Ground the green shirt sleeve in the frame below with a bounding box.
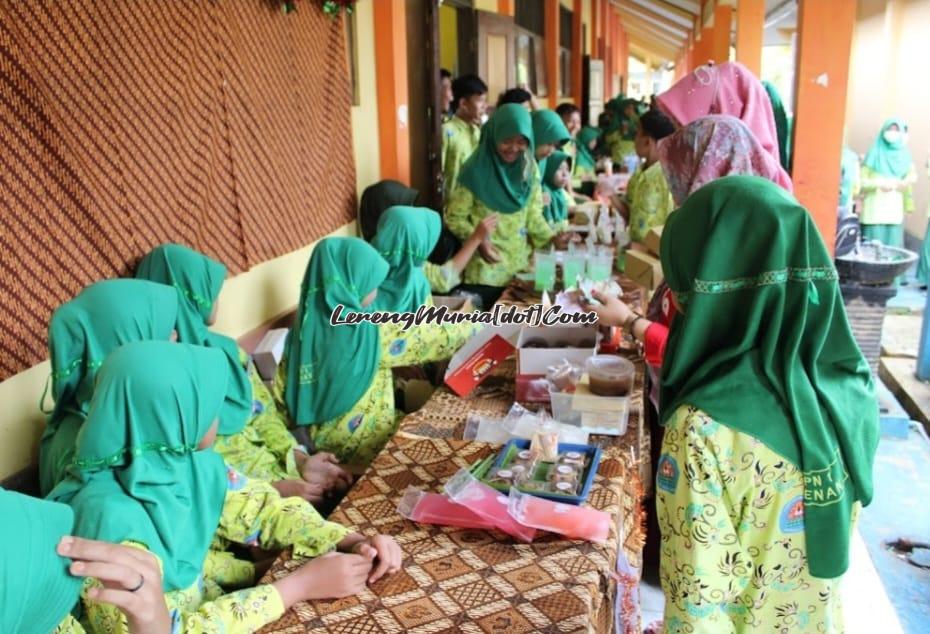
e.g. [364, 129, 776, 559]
[424, 261, 461, 294]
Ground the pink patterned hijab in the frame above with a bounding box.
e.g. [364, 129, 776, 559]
[658, 115, 793, 206]
[656, 61, 782, 166]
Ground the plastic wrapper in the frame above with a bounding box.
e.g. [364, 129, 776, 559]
[506, 488, 610, 543]
[443, 469, 537, 542]
[463, 413, 512, 443]
[546, 359, 583, 393]
[462, 405, 590, 445]
[530, 430, 559, 462]
[397, 487, 495, 530]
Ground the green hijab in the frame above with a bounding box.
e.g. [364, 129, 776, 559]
[542, 150, 571, 225]
[659, 175, 878, 579]
[762, 81, 792, 172]
[371, 206, 441, 313]
[284, 238, 390, 425]
[136, 244, 251, 435]
[41, 279, 179, 495]
[575, 126, 599, 171]
[531, 109, 570, 149]
[863, 117, 913, 180]
[358, 180, 420, 242]
[49, 341, 230, 592]
[458, 103, 536, 214]
[0, 488, 83, 633]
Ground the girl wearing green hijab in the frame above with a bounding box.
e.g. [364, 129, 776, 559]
[40, 279, 179, 495]
[646, 176, 876, 630]
[52, 341, 402, 632]
[275, 237, 478, 467]
[572, 126, 600, 187]
[531, 108, 570, 166]
[859, 118, 916, 257]
[762, 80, 792, 172]
[446, 104, 576, 304]
[371, 206, 442, 312]
[0, 488, 172, 633]
[541, 151, 573, 232]
[136, 244, 351, 506]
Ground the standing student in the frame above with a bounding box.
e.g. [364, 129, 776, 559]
[620, 109, 676, 244]
[51, 342, 402, 633]
[541, 150, 573, 232]
[859, 118, 916, 255]
[445, 104, 577, 305]
[555, 103, 582, 170]
[40, 279, 178, 496]
[439, 68, 453, 121]
[531, 108, 571, 165]
[442, 74, 488, 197]
[137, 244, 350, 504]
[276, 238, 479, 468]
[572, 126, 600, 187]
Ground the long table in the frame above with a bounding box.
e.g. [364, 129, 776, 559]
[260, 279, 650, 634]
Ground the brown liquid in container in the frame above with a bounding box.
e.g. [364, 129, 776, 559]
[586, 355, 635, 396]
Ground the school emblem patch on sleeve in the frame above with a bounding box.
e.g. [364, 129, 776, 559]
[656, 454, 679, 493]
[779, 495, 805, 533]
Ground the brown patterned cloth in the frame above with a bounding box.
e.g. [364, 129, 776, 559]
[0, 3, 356, 380]
[260, 433, 643, 634]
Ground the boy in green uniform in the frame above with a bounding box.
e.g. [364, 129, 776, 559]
[441, 74, 487, 199]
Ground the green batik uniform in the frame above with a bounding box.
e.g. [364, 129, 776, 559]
[605, 130, 636, 164]
[371, 206, 441, 313]
[424, 261, 462, 294]
[657, 176, 878, 631]
[541, 150, 572, 232]
[212, 348, 302, 482]
[626, 161, 674, 243]
[276, 318, 479, 467]
[40, 279, 178, 495]
[858, 118, 916, 255]
[441, 115, 481, 196]
[445, 104, 554, 287]
[82, 467, 348, 633]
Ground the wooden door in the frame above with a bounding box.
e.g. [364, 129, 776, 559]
[477, 12, 515, 106]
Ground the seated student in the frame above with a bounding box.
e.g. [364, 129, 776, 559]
[275, 237, 479, 468]
[372, 205, 498, 303]
[445, 104, 578, 307]
[39, 279, 178, 496]
[2, 488, 176, 633]
[439, 68, 453, 121]
[50, 342, 402, 633]
[572, 126, 600, 189]
[541, 151, 573, 233]
[442, 74, 488, 197]
[620, 109, 676, 244]
[555, 103, 581, 167]
[136, 244, 350, 504]
[604, 97, 639, 164]
[359, 180, 419, 242]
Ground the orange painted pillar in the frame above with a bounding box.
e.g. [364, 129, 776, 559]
[545, 0, 560, 107]
[603, 3, 612, 100]
[572, 0, 583, 103]
[373, 0, 409, 183]
[498, 0, 514, 16]
[711, 4, 731, 63]
[735, 0, 764, 76]
[792, 0, 857, 253]
[591, 0, 600, 60]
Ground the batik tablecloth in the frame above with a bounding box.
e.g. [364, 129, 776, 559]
[260, 433, 643, 634]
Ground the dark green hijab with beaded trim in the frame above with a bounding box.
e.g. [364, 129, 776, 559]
[48, 342, 230, 592]
[136, 243, 251, 435]
[659, 175, 878, 579]
[371, 206, 441, 313]
[284, 238, 390, 425]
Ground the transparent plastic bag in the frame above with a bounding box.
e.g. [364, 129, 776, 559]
[443, 469, 537, 542]
[397, 486, 495, 530]
[507, 488, 610, 543]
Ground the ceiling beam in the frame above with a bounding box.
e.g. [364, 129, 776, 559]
[655, 0, 700, 16]
[614, 2, 689, 39]
[623, 0, 695, 28]
[619, 15, 685, 48]
[625, 30, 680, 58]
[627, 36, 678, 63]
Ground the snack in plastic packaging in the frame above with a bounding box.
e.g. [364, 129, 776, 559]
[531, 430, 560, 462]
[444, 469, 537, 542]
[546, 359, 583, 393]
[559, 451, 587, 469]
[507, 488, 610, 543]
[396, 487, 496, 530]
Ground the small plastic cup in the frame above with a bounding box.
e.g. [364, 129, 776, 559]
[587, 251, 612, 282]
[586, 355, 635, 396]
[535, 251, 556, 291]
[563, 253, 587, 288]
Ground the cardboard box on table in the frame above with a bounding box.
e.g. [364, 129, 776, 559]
[445, 325, 520, 398]
[515, 325, 599, 402]
[644, 225, 663, 257]
[624, 249, 664, 291]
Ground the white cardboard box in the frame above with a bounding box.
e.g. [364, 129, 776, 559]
[253, 328, 289, 381]
[516, 325, 599, 375]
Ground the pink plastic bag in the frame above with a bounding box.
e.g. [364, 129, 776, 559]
[443, 469, 537, 542]
[396, 487, 496, 530]
[506, 488, 610, 543]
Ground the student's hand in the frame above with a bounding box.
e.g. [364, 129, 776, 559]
[277, 552, 374, 603]
[478, 240, 502, 263]
[552, 232, 582, 250]
[473, 214, 499, 241]
[582, 291, 634, 327]
[272, 478, 327, 505]
[58, 536, 170, 634]
[298, 451, 353, 496]
[351, 535, 402, 583]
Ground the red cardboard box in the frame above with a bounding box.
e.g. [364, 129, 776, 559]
[445, 331, 517, 398]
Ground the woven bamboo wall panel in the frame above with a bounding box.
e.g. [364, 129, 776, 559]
[0, 1, 357, 380]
